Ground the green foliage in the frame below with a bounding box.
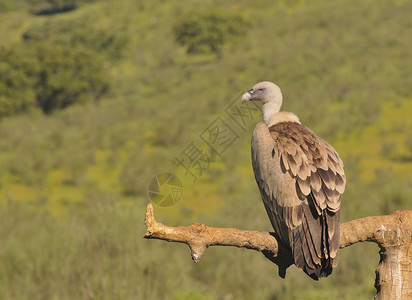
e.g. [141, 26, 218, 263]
[0, 42, 109, 116]
[34, 43, 109, 113]
[0, 5, 128, 118]
[405, 133, 412, 157]
[0, 196, 145, 299]
[0, 0, 14, 11]
[0, 47, 38, 117]
[120, 147, 175, 197]
[0, 0, 97, 12]
[0, 0, 412, 299]
[22, 18, 128, 59]
[173, 11, 250, 55]
[29, 0, 78, 16]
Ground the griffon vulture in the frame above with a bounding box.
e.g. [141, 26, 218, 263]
[242, 81, 345, 280]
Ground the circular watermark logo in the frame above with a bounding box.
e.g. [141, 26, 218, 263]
[147, 173, 183, 207]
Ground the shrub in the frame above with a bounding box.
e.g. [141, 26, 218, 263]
[26, 0, 94, 15]
[173, 11, 250, 55]
[0, 42, 109, 117]
[34, 43, 109, 113]
[0, 46, 40, 117]
[23, 18, 128, 59]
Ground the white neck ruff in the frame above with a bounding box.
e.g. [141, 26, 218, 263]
[265, 111, 301, 127]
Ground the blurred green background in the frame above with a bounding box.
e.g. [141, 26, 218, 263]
[1, 0, 412, 299]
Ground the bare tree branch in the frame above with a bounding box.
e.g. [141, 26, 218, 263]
[143, 203, 412, 299]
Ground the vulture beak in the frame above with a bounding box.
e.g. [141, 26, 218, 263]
[241, 89, 254, 103]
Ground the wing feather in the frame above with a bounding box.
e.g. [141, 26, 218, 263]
[304, 200, 322, 261]
[287, 153, 299, 176]
[251, 121, 345, 279]
[327, 210, 340, 262]
[318, 168, 336, 190]
[297, 176, 311, 196]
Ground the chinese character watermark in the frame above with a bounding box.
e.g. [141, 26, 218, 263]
[200, 117, 239, 155]
[147, 91, 261, 206]
[175, 141, 214, 182]
[147, 173, 183, 207]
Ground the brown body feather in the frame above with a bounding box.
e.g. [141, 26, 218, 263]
[252, 121, 345, 280]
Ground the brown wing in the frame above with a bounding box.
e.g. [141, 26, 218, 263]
[251, 121, 345, 280]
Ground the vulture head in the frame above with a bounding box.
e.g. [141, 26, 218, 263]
[241, 81, 283, 106]
[242, 81, 287, 126]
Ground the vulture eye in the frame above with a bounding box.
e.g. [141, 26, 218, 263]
[256, 88, 265, 94]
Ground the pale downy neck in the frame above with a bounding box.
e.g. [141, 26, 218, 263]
[262, 102, 301, 127]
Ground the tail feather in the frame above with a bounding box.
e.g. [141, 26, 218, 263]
[291, 203, 339, 280]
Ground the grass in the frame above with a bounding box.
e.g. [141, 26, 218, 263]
[0, 0, 412, 299]
[335, 99, 412, 183]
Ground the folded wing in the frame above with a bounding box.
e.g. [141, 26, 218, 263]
[251, 121, 345, 279]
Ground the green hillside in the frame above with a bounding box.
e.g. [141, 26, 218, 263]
[1, 0, 412, 299]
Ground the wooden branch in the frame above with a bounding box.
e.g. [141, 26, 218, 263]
[143, 203, 412, 299]
[144, 202, 279, 261]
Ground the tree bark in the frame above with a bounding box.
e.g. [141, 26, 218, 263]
[143, 203, 412, 299]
